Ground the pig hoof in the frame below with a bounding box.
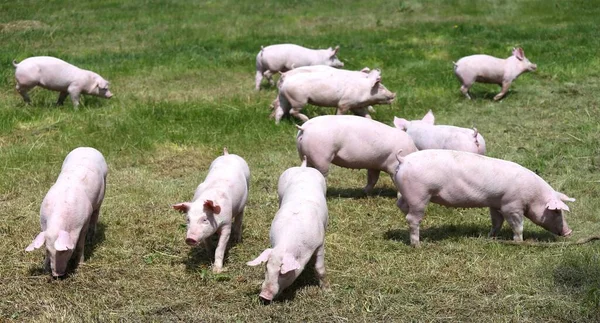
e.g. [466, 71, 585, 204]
[259, 296, 272, 305]
[212, 266, 224, 274]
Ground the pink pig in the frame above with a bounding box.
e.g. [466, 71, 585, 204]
[172, 148, 250, 273]
[247, 158, 328, 303]
[454, 47, 537, 100]
[26, 147, 108, 277]
[394, 149, 575, 247]
[13, 56, 113, 108]
[297, 115, 418, 193]
[255, 44, 344, 90]
[393, 110, 486, 154]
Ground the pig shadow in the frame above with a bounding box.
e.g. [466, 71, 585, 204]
[385, 223, 556, 245]
[27, 222, 106, 278]
[184, 235, 238, 272]
[327, 187, 398, 199]
[467, 88, 515, 101]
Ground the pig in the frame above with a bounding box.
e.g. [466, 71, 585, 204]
[393, 110, 486, 154]
[394, 149, 575, 247]
[25, 147, 108, 277]
[255, 44, 344, 90]
[296, 115, 418, 193]
[172, 148, 250, 273]
[453, 47, 537, 100]
[12, 56, 113, 108]
[269, 65, 373, 118]
[275, 69, 395, 124]
[247, 157, 329, 303]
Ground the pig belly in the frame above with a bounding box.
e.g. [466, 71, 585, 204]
[429, 184, 502, 209]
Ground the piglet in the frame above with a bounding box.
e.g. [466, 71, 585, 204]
[454, 47, 537, 100]
[247, 158, 329, 303]
[297, 115, 418, 193]
[26, 147, 108, 277]
[394, 149, 575, 247]
[13, 56, 113, 108]
[393, 110, 486, 154]
[256, 44, 344, 90]
[172, 148, 250, 273]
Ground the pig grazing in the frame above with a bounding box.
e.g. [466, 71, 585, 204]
[454, 47, 537, 100]
[13, 56, 113, 108]
[172, 148, 250, 273]
[393, 110, 486, 154]
[247, 158, 329, 303]
[255, 44, 344, 90]
[394, 149, 575, 247]
[275, 69, 395, 124]
[297, 115, 418, 193]
[25, 147, 108, 277]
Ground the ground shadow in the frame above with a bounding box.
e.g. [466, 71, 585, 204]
[84, 222, 106, 260]
[326, 187, 397, 199]
[466, 88, 516, 101]
[385, 223, 557, 245]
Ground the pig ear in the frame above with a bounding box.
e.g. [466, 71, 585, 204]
[26, 232, 46, 251]
[204, 200, 221, 214]
[280, 254, 301, 274]
[546, 199, 570, 212]
[422, 110, 435, 125]
[368, 69, 382, 88]
[246, 249, 272, 266]
[513, 47, 524, 61]
[172, 202, 192, 213]
[360, 67, 371, 73]
[331, 45, 340, 56]
[557, 192, 576, 203]
[393, 117, 409, 131]
[54, 230, 74, 251]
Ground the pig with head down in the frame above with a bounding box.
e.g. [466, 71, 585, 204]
[454, 47, 537, 100]
[255, 44, 344, 90]
[26, 147, 107, 277]
[172, 148, 250, 273]
[13, 56, 113, 108]
[394, 149, 575, 247]
[297, 115, 417, 193]
[393, 110, 486, 155]
[275, 69, 395, 123]
[247, 158, 329, 303]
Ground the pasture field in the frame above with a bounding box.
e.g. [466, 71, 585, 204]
[1, 0, 599, 321]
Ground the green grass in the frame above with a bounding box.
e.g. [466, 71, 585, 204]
[1, 0, 599, 321]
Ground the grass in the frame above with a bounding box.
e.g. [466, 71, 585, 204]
[1, 0, 599, 321]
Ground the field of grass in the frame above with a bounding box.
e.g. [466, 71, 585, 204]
[1, 0, 599, 321]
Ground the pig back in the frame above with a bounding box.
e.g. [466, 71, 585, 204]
[202, 154, 250, 212]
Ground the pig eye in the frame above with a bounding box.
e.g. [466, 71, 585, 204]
[201, 218, 209, 224]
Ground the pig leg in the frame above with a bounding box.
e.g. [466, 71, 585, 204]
[68, 87, 82, 108]
[460, 84, 472, 99]
[213, 226, 231, 273]
[406, 207, 426, 247]
[488, 208, 504, 238]
[351, 107, 372, 119]
[365, 169, 380, 194]
[86, 209, 100, 245]
[255, 70, 263, 91]
[75, 225, 88, 264]
[396, 196, 409, 214]
[313, 244, 330, 290]
[44, 252, 51, 273]
[501, 209, 524, 242]
[56, 92, 69, 106]
[232, 210, 244, 243]
[493, 81, 511, 101]
[15, 84, 33, 104]
[264, 71, 274, 87]
[306, 155, 331, 177]
[290, 106, 309, 123]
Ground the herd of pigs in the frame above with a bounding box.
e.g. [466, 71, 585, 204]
[17, 44, 576, 303]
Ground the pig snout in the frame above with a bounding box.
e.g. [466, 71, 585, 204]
[259, 291, 274, 304]
[105, 90, 113, 99]
[529, 63, 538, 72]
[185, 237, 199, 246]
[562, 227, 572, 237]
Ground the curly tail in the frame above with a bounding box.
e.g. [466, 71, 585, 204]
[223, 147, 229, 155]
[12, 60, 19, 68]
[396, 149, 404, 164]
[473, 127, 480, 147]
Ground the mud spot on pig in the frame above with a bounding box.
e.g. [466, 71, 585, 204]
[0, 20, 48, 33]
